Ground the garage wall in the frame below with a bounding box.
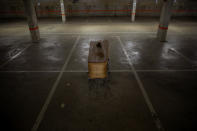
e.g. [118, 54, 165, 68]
[0, 0, 197, 18]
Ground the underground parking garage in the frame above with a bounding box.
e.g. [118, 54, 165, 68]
[0, 0, 197, 131]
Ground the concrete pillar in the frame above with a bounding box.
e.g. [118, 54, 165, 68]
[131, 0, 137, 22]
[60, 0, 66, 23]
[23, 0, 40, 43]
[157, 0, 173, 42]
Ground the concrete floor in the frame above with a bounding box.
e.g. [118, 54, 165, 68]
[0, 16, 197, 131]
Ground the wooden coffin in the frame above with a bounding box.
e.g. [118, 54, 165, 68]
[88, 40, 109, 79]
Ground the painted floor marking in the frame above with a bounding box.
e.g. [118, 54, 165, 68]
[169, 48, 195, 65]
[41, 32, 156, 35]
[31, 36, 80, 131]
[0, 69, 197, 73]
[136, 69, 197, 72]
[117, 36, 165, 131]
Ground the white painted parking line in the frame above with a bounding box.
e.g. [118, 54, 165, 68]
[0, 71, 61, 73]
[1, 69, 197, 73]
[40, 35, 76, 38]
[31, 36, 81, 131]
[168, 48, 195, 65]
[136, 69, 197, 72]
[41, 32, 156, 35]
[110, 70, 132, 72]
[0, 44, 32, 68]
[117, 36, 165, 131]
